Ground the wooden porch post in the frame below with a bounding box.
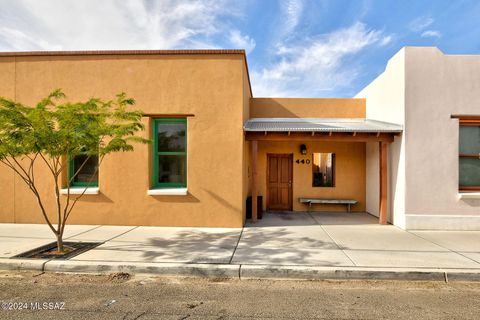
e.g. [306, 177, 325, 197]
[379, 141, 388, 225]
[251, 140, 258, 223]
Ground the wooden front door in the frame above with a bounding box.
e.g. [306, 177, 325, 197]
[267, 154, 293, 211]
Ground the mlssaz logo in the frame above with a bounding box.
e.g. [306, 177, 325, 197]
[30, 302, 66, 310]
[0, 301, 66, 311]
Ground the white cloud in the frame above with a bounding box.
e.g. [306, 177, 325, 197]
[252, 22, 389, 97]
[0, 27, 62, 51]
[0, 0, 254, 51]
[421, 30, 442, 38]
[379, 35, 393, 46]
[409, 16, 434, 32]
[282, 0, 304, 36]
[228, 30, 256, 54]
[408, 16, 441, 39]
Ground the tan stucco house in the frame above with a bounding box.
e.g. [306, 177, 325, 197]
[0, 47, 479, 230]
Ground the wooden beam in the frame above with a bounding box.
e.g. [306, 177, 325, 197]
[251, 140, 258, 223]
[451, 115, 480, 120]
[245, 131, 395, 142]
[144, 113, 195, 118]
[379, 141, 388, 225]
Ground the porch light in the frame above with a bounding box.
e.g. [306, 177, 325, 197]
[300, 144, 307, 155]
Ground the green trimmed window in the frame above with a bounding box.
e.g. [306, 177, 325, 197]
[68, 155, 99, 187]
[152, 118, 187, 188]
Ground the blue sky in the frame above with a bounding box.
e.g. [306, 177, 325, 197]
[0, 0, 479, 97]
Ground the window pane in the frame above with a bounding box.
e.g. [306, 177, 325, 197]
[73, 155, 98, 184]
[459, 157, 480, 187]
[312, 153, 335, 187]
[158, 155, 186, 184]
[157, 123, 186, 152]
[460, 126, 480, 154]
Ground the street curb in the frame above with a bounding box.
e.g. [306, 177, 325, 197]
[240, 265, 445, 281]
[445, 271, 480, 281]
[239, 265, 480, 281]
[1, 259, 480, 281]
[0, 258, 48, 272]
[43, 260, 241, 279]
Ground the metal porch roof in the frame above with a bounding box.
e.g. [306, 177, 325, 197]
[243, 118, 403, 133]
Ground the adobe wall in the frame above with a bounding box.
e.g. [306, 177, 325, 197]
[255, 140, 366, 212]
[355, 48, 406, 228]
[0, 53, 248, 227]
[250, 98, 366, 118]
[403, 47, 480, 229]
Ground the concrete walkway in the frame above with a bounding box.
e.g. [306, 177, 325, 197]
[1, 212, 480, 280]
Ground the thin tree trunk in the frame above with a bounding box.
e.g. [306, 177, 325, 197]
[56, 233, 64, 253]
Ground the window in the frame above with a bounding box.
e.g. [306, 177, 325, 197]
[68, 155, 99, 187]
[459, 120, 480, 191]
[152, 118, 187, 189]
[312, 153, 335, 187]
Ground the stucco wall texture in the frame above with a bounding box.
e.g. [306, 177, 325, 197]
[0, 53, 249, 227]
[0, 57, 15, 224]
[358, 47, 480, 230]
[15, 49, 480, 229]
[0, 51, 370, 227]
[356, 48, 406, 228]
[255, 141, 366, 212]
[404, 48, 480, 227]
[249, 97, 367, 213]
[250, 98, 366, 118]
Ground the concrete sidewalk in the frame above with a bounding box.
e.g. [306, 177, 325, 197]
[1, 212, 480, 280]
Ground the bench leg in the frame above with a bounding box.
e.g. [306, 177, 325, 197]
[347, 204, 351, 213]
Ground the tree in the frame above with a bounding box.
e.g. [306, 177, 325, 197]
[0, 90, 149, 253]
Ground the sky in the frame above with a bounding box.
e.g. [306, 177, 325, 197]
[0, 0, 479, 97]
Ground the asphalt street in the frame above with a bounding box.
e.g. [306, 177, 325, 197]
[1, 271, 480, 319]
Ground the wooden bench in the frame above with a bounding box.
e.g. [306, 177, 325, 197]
[299, 198, 358, 213]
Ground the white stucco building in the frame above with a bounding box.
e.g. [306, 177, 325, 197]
[357, 47, 480, 230]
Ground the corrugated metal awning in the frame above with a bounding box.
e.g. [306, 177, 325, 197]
[243, 118, 403, 133]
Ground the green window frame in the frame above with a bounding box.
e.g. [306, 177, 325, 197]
[152, 118, 187, 189]
[68, 155, 99, 188]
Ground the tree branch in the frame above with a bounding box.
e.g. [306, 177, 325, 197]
[62, 153, 93, 222]
[67, 154, 91, 185]
[39, 152, 56, 177]
[63, 155, 104, 227]
[1, 157, 58, 235]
